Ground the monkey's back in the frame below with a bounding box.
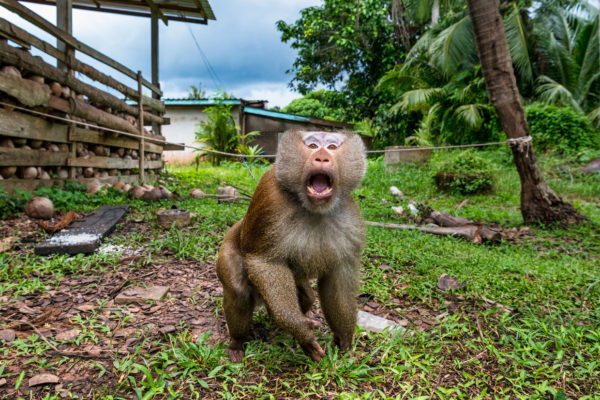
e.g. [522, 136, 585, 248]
[239, 168, 364, 280]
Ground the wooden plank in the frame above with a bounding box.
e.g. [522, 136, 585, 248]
[137, 72, 145, 182]
[56, 0, 72, 72]
[0, 70, 50, 107]
[0, 0, 162, 96]
[145, 160, 163, 169]
[68, 155, 138, 169]
[0, 147, 68, 166]
[0, 18, 165, 113]
[0, 174, 153, 193]
[34, 205, 129, 255]
[163, 142, 185, 151]
[68, 127, 163, 153]
[0, 108, 69, 143]
[0, 42, 165, 125]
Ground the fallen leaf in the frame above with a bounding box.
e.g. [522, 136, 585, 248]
[29, 373, 60, 387]
[0, 329, 16, 342]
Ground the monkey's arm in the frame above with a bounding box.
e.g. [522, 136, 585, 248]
[245, 255, 325, 362]
[318, 261, 359, 350]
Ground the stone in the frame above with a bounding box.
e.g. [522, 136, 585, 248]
[115, 286, 169, 305]
[0, 378, 6, 386]
[0, 329, 16, 342]
[357, 311, 402, 333]
[583, 158, 600, 172]
[28, 373, 60, 387]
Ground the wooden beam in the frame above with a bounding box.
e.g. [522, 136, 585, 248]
[144, 0, 167, 25]
[68, 127, 163, 153]
[0, 17, 165, 113]
[0, 108, 69, 143]
[0, 147, 69, 166]
[0, 69, 51, 107]
[0, 174, 152, 194]
[56, 0, 72, 72]
[0, 42, 165, 124]
[67, 156, 162, 169]
[0, 0, 162, 95]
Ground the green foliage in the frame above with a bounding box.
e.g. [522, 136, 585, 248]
[34, 180, 89, 210]
[194, 102, 239, 166]
[525, 103, 600, 153]
[277, 0, 415, 124]
[0, 188, 30, 219]
[433, 151, 494, 194]
[283, 90, 345, 121]
[186, 83, 206, 99]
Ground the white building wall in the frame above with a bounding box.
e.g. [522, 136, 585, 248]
[161, 106, 240, 164]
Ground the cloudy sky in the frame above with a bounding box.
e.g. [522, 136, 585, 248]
[0, 0, 320, 107]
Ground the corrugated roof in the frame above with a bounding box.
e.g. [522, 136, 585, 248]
[244, 107, 310, 122]
[23, 0, 215, 24]
[163, 99, 241, 106]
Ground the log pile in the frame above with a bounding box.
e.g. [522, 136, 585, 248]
[0, 45, 166, 193]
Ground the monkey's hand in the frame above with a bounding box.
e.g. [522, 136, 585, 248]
[300, 339, 325, 362]
[304, 311, 322, 329]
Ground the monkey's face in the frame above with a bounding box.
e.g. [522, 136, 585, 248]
[275, 130, 366, 214]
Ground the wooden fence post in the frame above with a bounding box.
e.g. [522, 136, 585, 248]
[137, 71, 145, 182]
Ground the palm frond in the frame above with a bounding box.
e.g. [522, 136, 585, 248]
[535, 75, 582, 112]
[429, 15, 475, 76]
[588, 104, 600, 129]
[454, 104, 484, 130]
[395, 88, 445, 113]
[504, 3, 533, 84]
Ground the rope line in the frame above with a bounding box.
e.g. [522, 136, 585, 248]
[0, 101, 531, 160]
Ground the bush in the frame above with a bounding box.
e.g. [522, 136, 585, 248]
[525, 103, 599, 153]
[433, 151, 494, 194]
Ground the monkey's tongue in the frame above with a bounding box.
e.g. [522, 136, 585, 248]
[311, 174, 330, 193]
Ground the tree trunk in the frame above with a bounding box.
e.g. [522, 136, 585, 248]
[465, 0, 585, 225]
[431, 0, 440, 25]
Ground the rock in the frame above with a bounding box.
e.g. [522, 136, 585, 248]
[0, 329, 16, 342]
[0, 378, 6, 386]
[437, 273, 467, 291]
[28, 373, 60, 387]
[389, 186, 404, 197]
[217, 186, 239, 203]
[159, 325, 176, 334]
[115, 286, 169, 304]
[190, 188, 206, 198]
[392, 206, 404, 216]
[357, 311, 402, 333]
[25, 196, 53, 219]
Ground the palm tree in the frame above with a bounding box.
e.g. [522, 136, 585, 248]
[465, 0, 585, 224]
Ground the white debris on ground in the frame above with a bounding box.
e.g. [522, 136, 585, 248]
[389, 186, 404, 198]
[99, 243, 142, 255]
[46, 232, 100, 245]
[357, 310, 405, 333]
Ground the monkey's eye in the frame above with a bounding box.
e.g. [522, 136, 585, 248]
[308, 143, 319, 149]
[327, 144, 337, 150]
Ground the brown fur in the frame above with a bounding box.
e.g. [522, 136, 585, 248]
[216, 130, 366, 363]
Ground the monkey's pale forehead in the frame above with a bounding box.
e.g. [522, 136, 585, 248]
[301, 131, 346, 145]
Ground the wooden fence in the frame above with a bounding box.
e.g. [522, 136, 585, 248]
[0, 0, 168, 193]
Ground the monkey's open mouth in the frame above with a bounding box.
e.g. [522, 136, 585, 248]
[307, 173, 333, 199]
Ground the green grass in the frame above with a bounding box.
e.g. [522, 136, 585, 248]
[1, 149, 599, 399]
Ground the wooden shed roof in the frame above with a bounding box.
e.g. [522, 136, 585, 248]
[22, 0, 215, 24]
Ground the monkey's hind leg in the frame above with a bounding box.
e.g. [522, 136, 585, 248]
[297, 281, 321, 329]
[216, 222, 255, 363]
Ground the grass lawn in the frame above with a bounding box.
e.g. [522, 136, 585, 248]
[0, 147, 599, 399]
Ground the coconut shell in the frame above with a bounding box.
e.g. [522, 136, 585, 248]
[190, 188, 206, 198]
[2, 65, 21, 78]
[86, 178, 102, 194]
[0, 166, 17, 178]
[57, 169, 68, 179]
[39, 171, 51, 180]
[116, 148, 125, 157]
[91, 145, 104, 156]
[0, 138, 14, 148]
[122, 184, 132, 192]
[28, 75, 44, 84]
[29, 140, 43, 149]
[48, 144, 60, 152]
[21, 166, 38, 179]
[13, 138, 27, 146]
[49, 82, 62, 96]
[130, 186, 147, 199]
[83, 167, 94, 178]
[61, 86, 71, 98]
[143, 187, 163, 201]
[25, 196, 53, 219]
[113, 181, 124, 190]
[158, 185, 172, 199]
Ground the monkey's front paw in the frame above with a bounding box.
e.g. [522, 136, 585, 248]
[304, 312, 322, 329]
[300, 339, 325, 362]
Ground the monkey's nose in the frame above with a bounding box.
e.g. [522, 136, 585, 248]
[314, 156, 329, 163]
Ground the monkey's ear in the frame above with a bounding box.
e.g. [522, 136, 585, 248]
[338, 132, 367, 191]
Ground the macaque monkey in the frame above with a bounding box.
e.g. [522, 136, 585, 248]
[216, 130, 366, 363]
